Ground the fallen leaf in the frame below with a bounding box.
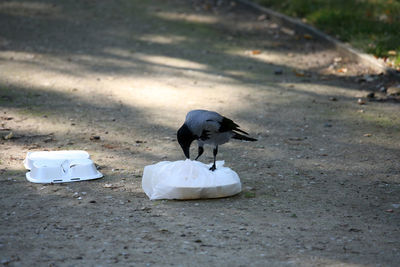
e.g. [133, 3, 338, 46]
[0, 116, 13, 120]
[303, 34, 313, 40]
[388, 50, 397, 56]
[337, 67, 348, 73]
[3, 131, 13, 140]
[102, 144, 116, 149]
[357, 98, 366, 105]
[103, 184, 123, 189]
[363, 133, 372, 137]
[293, 70, 305, 77]
[251, 50, 261, 55]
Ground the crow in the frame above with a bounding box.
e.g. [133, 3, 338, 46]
[177, 109, 257, 171]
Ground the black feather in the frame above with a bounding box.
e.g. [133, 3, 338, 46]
[232, 132, 257, 141]
[199, 129, 210, 141]
[218, 117, 249, 135]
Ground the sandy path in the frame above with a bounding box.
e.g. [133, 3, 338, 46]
[1, 0, 399, 266]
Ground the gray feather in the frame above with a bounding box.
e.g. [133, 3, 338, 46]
[184, 109, 253, 146]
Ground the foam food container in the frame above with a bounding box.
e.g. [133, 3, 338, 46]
[24, 151, 103, 183]
[24, 150, 90, 170]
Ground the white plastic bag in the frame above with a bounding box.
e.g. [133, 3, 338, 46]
[142, 159, 241, 200]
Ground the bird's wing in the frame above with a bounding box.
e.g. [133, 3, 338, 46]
[186, 110, 221, 136]
[186, 110, 248, 137]
[218, 116, 249, 135]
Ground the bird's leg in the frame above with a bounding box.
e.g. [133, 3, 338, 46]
[195, 146, 204, 160]
[209, 145, 218, 171]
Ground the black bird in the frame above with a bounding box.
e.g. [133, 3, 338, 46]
[177, 109, 257, 171]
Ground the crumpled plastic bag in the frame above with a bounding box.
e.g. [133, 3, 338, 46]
[142, 159, 241, 200]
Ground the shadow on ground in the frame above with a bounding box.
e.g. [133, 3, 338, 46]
[0, 0, 399, 266]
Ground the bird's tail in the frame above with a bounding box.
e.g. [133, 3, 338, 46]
[232, 132, 257, 142]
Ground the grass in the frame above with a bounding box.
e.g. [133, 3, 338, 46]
[243, 191, 256, 198]
[255, 0, 400, 68]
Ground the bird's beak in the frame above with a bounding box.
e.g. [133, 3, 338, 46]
[183, 146, 190, 159]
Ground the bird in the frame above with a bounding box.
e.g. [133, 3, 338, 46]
[177, 109, 257, 171]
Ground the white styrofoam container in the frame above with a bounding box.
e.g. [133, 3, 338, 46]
[24, 150, 90, 170]
[24, 151, 103, 183]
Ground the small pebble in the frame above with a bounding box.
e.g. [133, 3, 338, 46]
[366, 92, 375, 98]
[90, 135, 100, 141]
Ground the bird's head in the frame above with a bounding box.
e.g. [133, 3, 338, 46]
[177, 124, 195, 159]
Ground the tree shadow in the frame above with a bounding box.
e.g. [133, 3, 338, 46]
[0, 0, 399, 266]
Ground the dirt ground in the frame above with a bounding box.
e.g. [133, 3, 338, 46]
[1, 0, 399, 266]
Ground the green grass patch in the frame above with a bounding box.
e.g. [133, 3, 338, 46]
[255, 0, 400, 67]
[243, 191, 256, 198]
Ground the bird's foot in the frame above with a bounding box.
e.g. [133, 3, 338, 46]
[209, 164, 216, 171]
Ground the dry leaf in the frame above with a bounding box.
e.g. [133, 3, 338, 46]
[388, 50, 397, 56]
[363, 133, 372, 137]
[251, 50, 261, 55]
[293, 70, 305, 77]
[357, 98, 366, 105]
[0, 116, 13, 120]
[303, 34, 313, 40]
[3, 131, 13, 140]
[102, 144, 116, 149]
[337, 67, 348, 73]
[103, 184, 123, 189]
